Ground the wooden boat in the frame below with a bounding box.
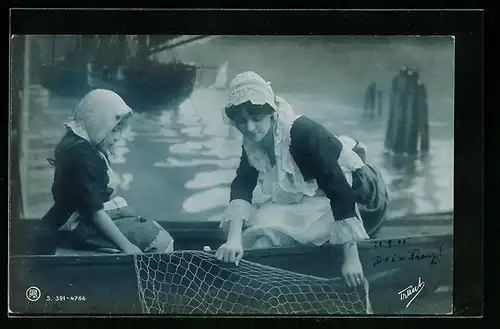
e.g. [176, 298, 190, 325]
[39, 35, 199, 110]
[9, 211, 453, 315]
[87, 57, 197, 111]
[39, 52, 90, 98]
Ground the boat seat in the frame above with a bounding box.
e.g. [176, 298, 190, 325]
[55, 231, 122, 256]
[54, 248, 114, 256]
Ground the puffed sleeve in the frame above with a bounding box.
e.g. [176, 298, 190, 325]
[220, 147, 258, 231]
[290, 117, 369, 244]
[291, 118, 357, 221]
[229, 146, 258, 203]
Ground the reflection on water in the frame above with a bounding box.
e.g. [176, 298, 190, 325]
[380, 153, 448, 217]
[115, 87, 452, 220]
[124, 91, 243, 215]
[108, 36, 453, 223]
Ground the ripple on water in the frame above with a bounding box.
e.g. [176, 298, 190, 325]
[181, 126, 204, 137]
[125, 68, 454, 218]
[148, 137, 185, 144]
[183, 187, 230, 213]
[169, 141, 205, 155]
[109, 145, 130, 165]
[154, 157, 239, 169]
[157, 128, 180, 138]
[185, 169, 236, 190]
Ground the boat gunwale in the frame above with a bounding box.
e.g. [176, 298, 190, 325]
[11, 210, 454, 232]
[9, 233, 453, 266]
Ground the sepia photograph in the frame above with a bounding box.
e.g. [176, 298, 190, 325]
[9, 34, 454, 315]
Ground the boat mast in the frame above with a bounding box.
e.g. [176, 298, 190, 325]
[51, 36, 56, 67]
[135, 35, 150, 63]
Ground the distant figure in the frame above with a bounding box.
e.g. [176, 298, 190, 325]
[215, 72, 389, 288]
[42, 89, 174, 254]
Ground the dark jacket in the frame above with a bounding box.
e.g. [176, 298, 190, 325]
[42, 131, 113, 228]
[230, 116, 366, 222]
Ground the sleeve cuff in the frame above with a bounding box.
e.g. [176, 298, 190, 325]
[219, 199, 252, 231]
[103, 196, 128, 211]
[329, 216, 370, 245]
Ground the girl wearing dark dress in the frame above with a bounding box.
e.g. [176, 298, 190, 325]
[215, 72, 389, 287]
[42, 89, 173, 254]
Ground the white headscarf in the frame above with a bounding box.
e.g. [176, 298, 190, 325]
[225, 71, 319, 200]
[65, 89, 132, 146]
[226, 71, 278, 111]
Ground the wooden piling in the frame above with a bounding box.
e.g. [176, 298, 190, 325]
[364, 82, 376, 118]
[377, 90, 383, 118]
[383, 78, 394, 150]
[417, 81, 430, 153]
[384, 69, 406, 151]
[392, 68, 410, 154]
[370, 82, 376, 119]
[384, 67, 430, 156]
[403, 70, 420, 155]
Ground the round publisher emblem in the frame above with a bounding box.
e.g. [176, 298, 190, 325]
[25, 286, 41, 302]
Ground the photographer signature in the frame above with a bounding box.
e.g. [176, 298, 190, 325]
[398, 277, 425, 308]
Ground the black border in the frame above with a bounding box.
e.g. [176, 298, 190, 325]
[9, 9, 483, 36]
[7, 8, 484, 325]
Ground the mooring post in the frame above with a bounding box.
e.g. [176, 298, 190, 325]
[418, 80, 430, 153]
[384, 68, 406, 151]
[377, 90, 383, 118]
[364, 83, 369, 116]
[364, 81, 376, 118]
[384, 76, 396, 150]
[370, 82, 376, 119]
[391, 67, 410, 154]
[403, 69, 420, 155]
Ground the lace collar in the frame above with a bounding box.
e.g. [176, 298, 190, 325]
[243, 97, 318, 198]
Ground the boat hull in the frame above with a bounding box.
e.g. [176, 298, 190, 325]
[9, 213, 453, 315]
[88, 61, 197, 111]
[40, 60, 197, 111]
[40, 63, 90, 98]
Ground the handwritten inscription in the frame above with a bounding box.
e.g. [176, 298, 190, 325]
[398, 277, 425, 308]
[372, 245, 444, 267]
[372, 237, 411, 249]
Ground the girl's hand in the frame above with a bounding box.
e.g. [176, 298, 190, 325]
[122, 243, 143, 254]
[341, 241, 365, 287]
[215, 238, 244, 265]
[341, 254, 365, 287]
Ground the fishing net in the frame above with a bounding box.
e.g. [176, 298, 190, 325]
[133, 251, 372, 315]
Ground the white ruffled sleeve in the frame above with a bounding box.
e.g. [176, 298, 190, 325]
[329, 216, 370, 245]
[219, 199, 253, 232]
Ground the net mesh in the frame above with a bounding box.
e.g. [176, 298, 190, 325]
[133, 251, 373, 315]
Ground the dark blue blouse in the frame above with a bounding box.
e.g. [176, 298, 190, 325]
[42, 132, 113, 228]
[230, 116, 360, 222]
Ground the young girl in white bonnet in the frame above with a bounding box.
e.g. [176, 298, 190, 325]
[43, 89, 174, 254]
[215, 72, 389, 287]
